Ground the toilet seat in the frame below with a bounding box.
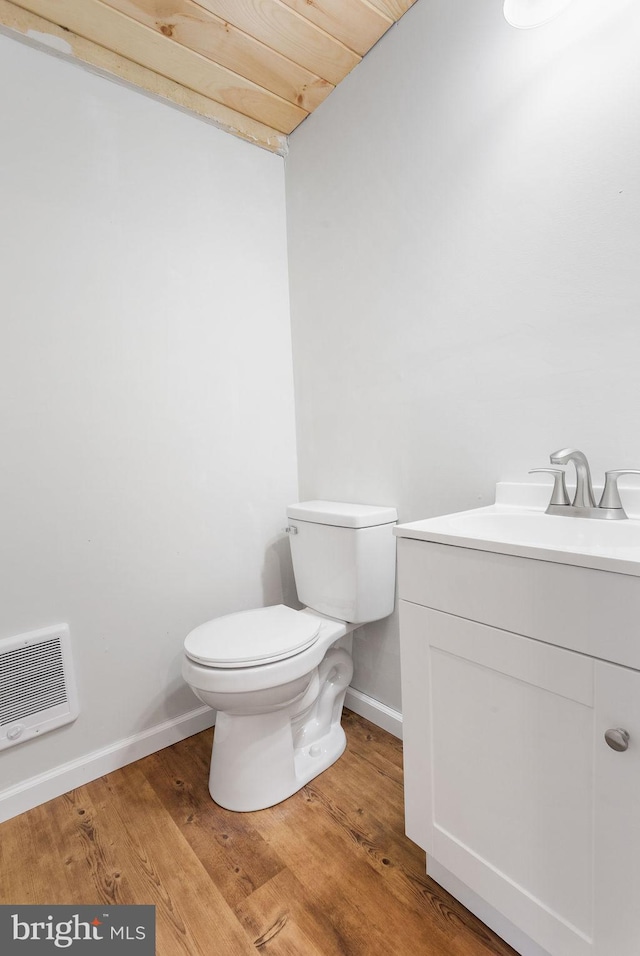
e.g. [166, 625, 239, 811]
[184, 605, 321, 668]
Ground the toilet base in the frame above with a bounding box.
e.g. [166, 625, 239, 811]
[209, 713, 348, 812]
[208, 647, 353, 812]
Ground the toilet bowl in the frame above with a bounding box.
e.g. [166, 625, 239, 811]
[183, 500, 397, 812]
[183, 606, 355, 811]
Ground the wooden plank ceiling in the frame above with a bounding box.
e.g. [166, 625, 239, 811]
[1, 0, 418, 153]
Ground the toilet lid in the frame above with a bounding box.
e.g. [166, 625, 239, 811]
[184, 605, 321, 668]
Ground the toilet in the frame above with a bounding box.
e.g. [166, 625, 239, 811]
[182, 500, 397, 812]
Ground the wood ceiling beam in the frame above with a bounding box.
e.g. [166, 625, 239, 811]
[0, 0, 287, 152]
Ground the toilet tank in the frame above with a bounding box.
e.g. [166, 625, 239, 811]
[286, 501, 397, 624]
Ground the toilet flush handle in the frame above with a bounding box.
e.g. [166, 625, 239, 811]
[283, 526, 298, 535]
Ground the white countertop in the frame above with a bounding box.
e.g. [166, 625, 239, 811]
[394, 482, 640, 577]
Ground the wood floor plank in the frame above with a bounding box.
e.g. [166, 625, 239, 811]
[342, 707, 404, 771]
[0, 711, 517, 956]
[249, 784, 463, 955]
[56, 786, 129, 906]
[235, 868, 342, 956]
[0, 797, 82, 903]
[138, 738, 286, 909]
[87, 766, 257, 955]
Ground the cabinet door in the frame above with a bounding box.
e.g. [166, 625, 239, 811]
[400, 601, 596, 956]
[593, 660, 640, 956]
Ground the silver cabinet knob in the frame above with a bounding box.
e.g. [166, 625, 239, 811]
[605, 728, 630, 752]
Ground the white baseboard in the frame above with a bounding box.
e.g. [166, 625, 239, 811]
[345, 687, 403, 739]
[0, 706, 216, 825]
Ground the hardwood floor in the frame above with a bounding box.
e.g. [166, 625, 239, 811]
[0, 711, 517, 956]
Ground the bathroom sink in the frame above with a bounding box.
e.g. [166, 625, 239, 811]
[394, 496, 640, 576]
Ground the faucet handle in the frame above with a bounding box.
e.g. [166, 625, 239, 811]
[529, 468, 570, 506]
[599, 470, 640, 511]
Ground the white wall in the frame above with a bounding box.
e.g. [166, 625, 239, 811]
[285, 0, 640, 711]
[0, 36, 297, 796]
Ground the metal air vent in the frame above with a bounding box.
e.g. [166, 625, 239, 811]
[0, 624, 79, 750]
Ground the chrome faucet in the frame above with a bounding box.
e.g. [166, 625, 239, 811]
[529, 448, 640, 520]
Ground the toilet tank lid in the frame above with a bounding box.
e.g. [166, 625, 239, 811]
[287, 500, 397, 529]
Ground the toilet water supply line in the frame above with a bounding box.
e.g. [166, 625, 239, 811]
[292, 649, 354, 749]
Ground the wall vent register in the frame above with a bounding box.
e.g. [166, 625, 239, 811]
[0, 624, 79, 750]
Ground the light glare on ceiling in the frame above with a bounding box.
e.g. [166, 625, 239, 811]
[503, 0, 575, 28]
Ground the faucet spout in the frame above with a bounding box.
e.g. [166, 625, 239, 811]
[549, 448, 596, 509]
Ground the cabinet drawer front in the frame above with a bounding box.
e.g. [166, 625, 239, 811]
[400, 602, 596, 956]
[397, 537, 640, 670]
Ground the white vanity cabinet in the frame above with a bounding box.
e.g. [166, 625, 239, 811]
[396, 534, 640, 956]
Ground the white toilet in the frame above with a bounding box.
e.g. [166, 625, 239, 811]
[182, 500, 397, 812]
